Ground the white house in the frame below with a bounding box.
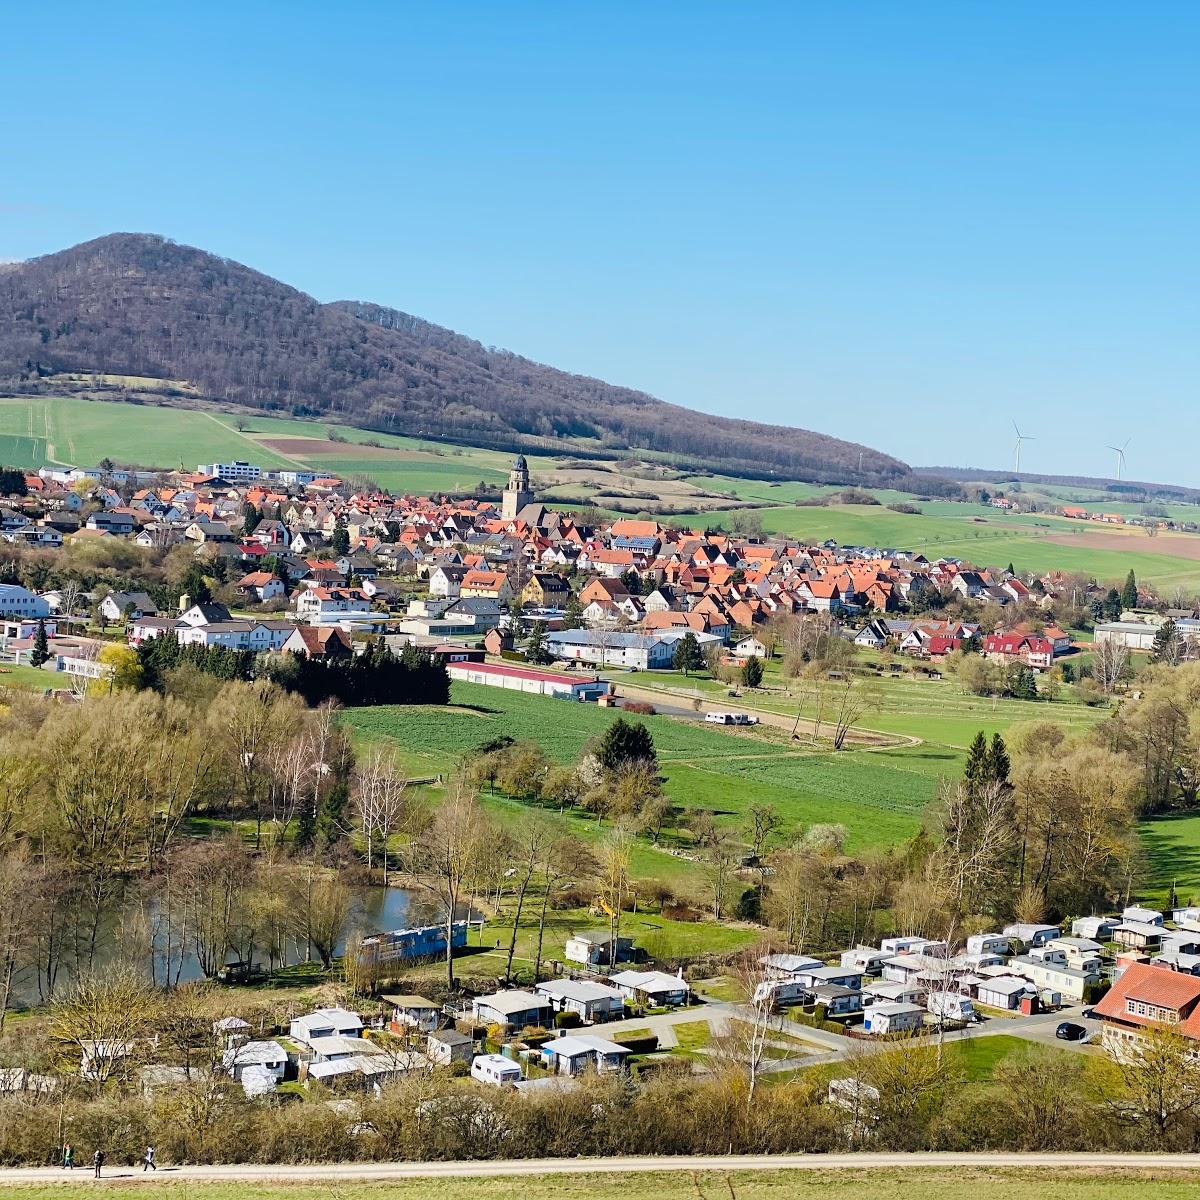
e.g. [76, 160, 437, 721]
[540, 1033, 631, 1076]
[861, 1002, 924, 1035]
[0, 584, 49, 619]
[225, 1039, 288, 1083]
[289, 1008, 363, 1046]
[609, 970, 690, 1008]
[534, 980, 626, 1023]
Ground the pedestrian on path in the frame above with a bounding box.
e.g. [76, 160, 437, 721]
[143, 1145, 156, 1171]
[61, 1142, 73, 1170]
[93, 1149, 104, 1178]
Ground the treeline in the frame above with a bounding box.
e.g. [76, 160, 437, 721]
[1, 1030, 1199, 1162]
[136, 635, 450, 707]
[0, 233, 908, 485]
[260, 640, 450, 707]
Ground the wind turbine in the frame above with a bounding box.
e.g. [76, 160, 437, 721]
[1108, 438, 1131, 482]
[1012, 422, 1034, 475]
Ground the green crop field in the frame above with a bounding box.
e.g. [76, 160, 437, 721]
[345, 682, 937, 861]
[7, 1169, 1200, 1200]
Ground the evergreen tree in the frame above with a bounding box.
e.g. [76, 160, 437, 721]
[1152, 619, 1180, 665]
[1010, 666, 1037, 700]
[525, 620, 551, 665]
[741, 655, 764, 688]
[332, 524, 351, 556]
[242, 502, 262, 534]
[672, 632, 704, 676]
[1102, 588, 1122, 621]
[30, 618, 49, 667]
[562, 592, 584, 630]
[985, 732, 1011, 784]
[964, 731, 989, 789]
[178, 564, 212, 606]
[1120, 569, 1139, 610]
[595, 718, 656, 772]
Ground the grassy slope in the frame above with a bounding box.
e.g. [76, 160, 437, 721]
[7, 1171, 1200, 1200]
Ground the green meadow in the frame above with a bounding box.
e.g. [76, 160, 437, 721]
[345, 681, 940, 878]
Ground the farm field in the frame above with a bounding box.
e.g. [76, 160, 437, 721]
[6, 393, 1200, 586]
[345, 682, 937, 858]
[7, 1169, 1200, 1200]
[692, 501, 1200, 592]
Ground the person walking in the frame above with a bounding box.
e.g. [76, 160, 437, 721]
[93, 1149, 104, 1178]
[143, 1145, 156, 1172]
[62, 1142, 74, 1170]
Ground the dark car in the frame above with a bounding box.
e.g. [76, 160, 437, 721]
[1081, 1008, 1096, 1019]
[1056, 1021, 1087, 1041]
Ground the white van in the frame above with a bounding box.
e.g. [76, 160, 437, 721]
[470, 1053, 521, 1087]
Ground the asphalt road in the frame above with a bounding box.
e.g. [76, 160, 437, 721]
[7, 1152, 1200, 1185]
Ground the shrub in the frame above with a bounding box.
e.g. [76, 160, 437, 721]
[613, 1034, 659, 1054]
[621, 701, 656, 715]
[555, 1010, 583, 1029]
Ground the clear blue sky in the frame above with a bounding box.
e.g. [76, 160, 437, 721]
[3, 3, 1198, 483]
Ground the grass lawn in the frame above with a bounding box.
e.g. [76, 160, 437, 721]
[1138, 813, 1200, 907]
[943, 1034, 1037, 1081]
[671, 1019, 713, 1056]
[463, 904, 759, 976]
[8, 1169, 1200, 1199]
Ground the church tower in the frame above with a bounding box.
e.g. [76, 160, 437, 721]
[502, 454, 534, 519]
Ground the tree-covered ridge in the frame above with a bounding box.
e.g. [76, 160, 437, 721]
[0, 233, 906, 484]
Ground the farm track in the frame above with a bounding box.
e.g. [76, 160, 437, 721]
[610, 680, 922, 751]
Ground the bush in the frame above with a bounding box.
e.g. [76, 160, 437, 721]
[621, 701, 656, 715]
[554, 1010, 583, 1029]
[613, 1034, 659, 1054]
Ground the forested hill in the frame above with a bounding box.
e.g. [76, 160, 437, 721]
[0, 233, 907, 484]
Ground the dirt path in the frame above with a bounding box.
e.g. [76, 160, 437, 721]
[611, 680, 919, 750]
[5, 1152, 1200, 1184]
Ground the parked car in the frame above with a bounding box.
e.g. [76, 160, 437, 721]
[1055, 1021, 1087, 1041]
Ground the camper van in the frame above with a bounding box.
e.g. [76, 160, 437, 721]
[753, 978, 811, 1008]
[704, 712, 759, 726]
[470, 1053, 521, 1087]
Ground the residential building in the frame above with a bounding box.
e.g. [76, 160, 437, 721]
[534, 980, 626, 1023]
[1093, 961, 1200, 1058]
[472, 990, 554, 1031]
[540, 1034, 630, 1076]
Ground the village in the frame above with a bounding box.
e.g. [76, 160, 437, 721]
[0, 453, 1185, 696]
